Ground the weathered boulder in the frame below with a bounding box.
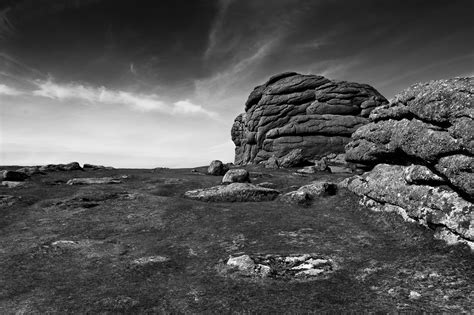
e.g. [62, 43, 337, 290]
[184, 183, 279, 202]
[281, 180, 338, 204]
[222, 169, 250, 184]
[345, 77, 473, 199]
[66, 177, 122, 185]
[207, 160, 229, 176]
[342, 164, 473, 248]
[231, 72, 388, 166]
[1, 170, 29, 181]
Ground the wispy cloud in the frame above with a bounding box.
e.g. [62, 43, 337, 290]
[0, 84, 22, 96]
[204, 0, 234, 59]
[3, 79, 220, 119]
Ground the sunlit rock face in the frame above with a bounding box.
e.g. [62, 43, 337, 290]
[231, 72, 388, 166]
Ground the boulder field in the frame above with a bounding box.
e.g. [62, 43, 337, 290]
[231, 72, 388, 166]
[343, 77, 473, 248]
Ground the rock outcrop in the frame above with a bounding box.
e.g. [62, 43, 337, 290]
[343, 77, 473, 248]
[1, 170, 29, 181]
[346, 77, 473, 200]
[231, 72, 388, 166]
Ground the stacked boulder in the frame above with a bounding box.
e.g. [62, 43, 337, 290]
[231, 72, 388, 166]
[344, 77, 473, 248]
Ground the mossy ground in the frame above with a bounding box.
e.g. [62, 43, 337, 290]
[0, 166, 472, 313]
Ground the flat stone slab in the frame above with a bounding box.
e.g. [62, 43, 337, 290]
[184, 183, 279, 202]
[66, 177, 122, 185]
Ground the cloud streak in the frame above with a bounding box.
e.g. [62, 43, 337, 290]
[1, 79, 220, 119]
[0, 83, 22, 95]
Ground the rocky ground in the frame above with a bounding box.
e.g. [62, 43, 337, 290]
[0, 165, 473, 313]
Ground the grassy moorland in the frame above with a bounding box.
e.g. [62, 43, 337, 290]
[0, 166, 473, 313]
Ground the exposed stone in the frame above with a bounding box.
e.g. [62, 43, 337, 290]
[1, 170, 29, 181]
[184, 183, 279, 202]
[39, 162, 83, 172]
[66, 177, 122, 185]
[328, 166, 352, 174]
[222, 169, 250, 184]
[281, 180, 338, 204]
[0, 195, 17, 207]
[16, 166, 44, 176]
[345, 164, 473, 245]
[263, 156, 279, 169]
[403, 164, 445, 185]
[278, 148, 306, 168]
[1, 181, 25, 188]
[232, 73, 388, 166]
[257, 182, 277, 189]
[207, 160, 229, 176]
[345, 77, 473, 198]
[132, 256, 169, 265]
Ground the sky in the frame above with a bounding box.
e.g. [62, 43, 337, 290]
[0, 0, 473, 168]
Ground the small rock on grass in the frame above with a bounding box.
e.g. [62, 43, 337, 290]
[281, 180, 338, 204]
[1, 181, 25, 188]
[184, 183, 279, 202]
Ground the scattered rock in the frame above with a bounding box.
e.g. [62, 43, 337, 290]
[39, 162, 83, 172]
[1, 170, 29, 181]
[184, 183, 279, 202]
[207, 160, 229, 176]
[222, 169, 250, 184]
[223, 253, 336, 280]
[1, 181, 25, 188]
[281, 180, 338, 204]
[232, 72, 388, 166]
[296, 166, 318, 174]
[66, 177, 122, 185]
[0, 195, 17, 207]
[132, 255, 169, 265]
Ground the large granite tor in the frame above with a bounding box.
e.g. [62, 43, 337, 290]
[231, 72, 388, 165]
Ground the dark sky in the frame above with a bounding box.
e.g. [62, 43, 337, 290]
[1, 0, 473, 167]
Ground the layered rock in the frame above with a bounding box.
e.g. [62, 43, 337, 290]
[344, 77, 473, 248]
[231, 72, 388, 165]
[346, 77, 473, 199]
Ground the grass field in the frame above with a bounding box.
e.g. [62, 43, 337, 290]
[1, 166, 473, 313]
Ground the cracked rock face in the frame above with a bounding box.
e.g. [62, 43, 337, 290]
[345, 77, 473, 199]
[342, 164, 473, 248]
[231, 72, 388, 166]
